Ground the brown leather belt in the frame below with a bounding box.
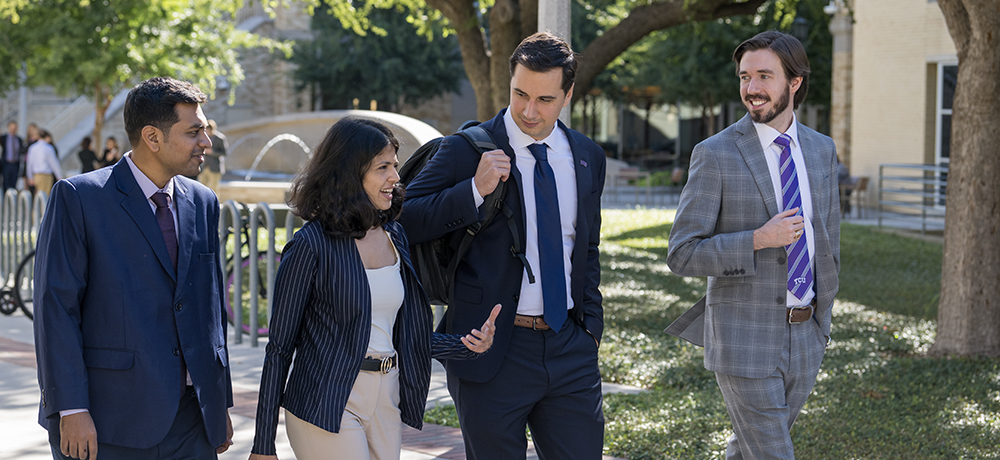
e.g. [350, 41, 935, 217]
[361, 355, 397, 374]
[514, 314, 550, 330]
[788, 303, 815, 324]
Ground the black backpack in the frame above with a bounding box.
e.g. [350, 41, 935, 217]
[399, 121, 533, 331]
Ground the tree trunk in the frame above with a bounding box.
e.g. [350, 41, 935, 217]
[91, 82, 112, 153]
[427, 0, 495, 121]
[488, 0, 523, 118]
[930, 0, 1000, 356]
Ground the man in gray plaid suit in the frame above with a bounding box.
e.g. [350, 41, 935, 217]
[666, 31, 840, 459]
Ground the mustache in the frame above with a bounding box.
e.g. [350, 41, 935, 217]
[745, 93, 771, 103]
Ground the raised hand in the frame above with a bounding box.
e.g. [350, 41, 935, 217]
[462, 304, 502, 353]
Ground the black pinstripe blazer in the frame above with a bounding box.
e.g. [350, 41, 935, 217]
[251, 220, 476, 455]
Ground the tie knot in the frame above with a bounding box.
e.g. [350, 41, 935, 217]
[151, 192, 170, 209]
[528, 143, 548, 162]
[773, 134, 791, 148]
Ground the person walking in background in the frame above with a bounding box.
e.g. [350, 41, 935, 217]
[101, 136, 120, 167]
[25, 129, 62, 195]
[33, 76, 234, 460]
[1, 121, 23, 192]
[77, 137, 99, 173]
[666, 31, 840, 459]
[249, 117, 500, 460]
[400, 33, 607, 459]
[198, 119, 227, 191]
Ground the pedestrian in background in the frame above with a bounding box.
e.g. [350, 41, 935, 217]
[25, 129, 62, 195]
[78, 137, 99, 173]
[101, 136, 120, 167]
[1, 121, 23, 192]
[198, 119, 227, 191]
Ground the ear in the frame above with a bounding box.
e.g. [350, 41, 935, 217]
[789, 76, 803, 96]
[562, 83, 575, 108]
[141, 125, 161, 152]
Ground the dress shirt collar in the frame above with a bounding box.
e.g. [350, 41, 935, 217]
[503, 108, 571, 156]
[125, 152, 175, 200]
[752, 114, 800, 153]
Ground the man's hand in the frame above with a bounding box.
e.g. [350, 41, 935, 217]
[462, 304, 502, 353]
[753, 208, 804, 250]
[473, 149, 510, 197]
[217, 409, 234, 454]
[60, 412, 97, 460]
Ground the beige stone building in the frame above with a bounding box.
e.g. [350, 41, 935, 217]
[832, 0, 956, 214]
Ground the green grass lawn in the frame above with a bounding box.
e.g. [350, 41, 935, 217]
[425, 209, 1000, 459]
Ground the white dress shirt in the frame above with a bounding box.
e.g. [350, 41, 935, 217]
[752, 117, 816, 307]
[471, 109, 577, 316]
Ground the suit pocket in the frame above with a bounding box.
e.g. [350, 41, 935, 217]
[83, 348, 134, 370]
[199, 252, 216, 263]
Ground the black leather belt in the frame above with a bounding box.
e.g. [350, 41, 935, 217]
[360, 355, 397, 373]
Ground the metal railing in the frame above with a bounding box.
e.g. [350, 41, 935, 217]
[1, 190, 45, 285]
[3, 194, 297, 347]
[878, 163, 948, 234]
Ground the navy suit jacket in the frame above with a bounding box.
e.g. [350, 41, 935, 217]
[400, 109, 606, 383]
[1, 133, 23, 162]
[33, 160, 233, 449]
[251, 220, 476, 456]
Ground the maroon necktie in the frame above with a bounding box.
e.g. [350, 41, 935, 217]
[150, 192, 178, 270]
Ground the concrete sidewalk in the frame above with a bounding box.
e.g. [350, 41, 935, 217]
[1, 314, 635, 459]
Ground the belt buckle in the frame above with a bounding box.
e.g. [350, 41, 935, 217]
[379, 356, 393, 374]
[788, 305, 813, 324]
[532, 317, 540, 330]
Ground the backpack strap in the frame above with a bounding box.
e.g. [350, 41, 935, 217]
[442, 125, 533, 333]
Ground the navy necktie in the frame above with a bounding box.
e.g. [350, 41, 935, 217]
[773, 134, 813, 299]
[527, 143, 567, 333]
[151, 192, 178, 271]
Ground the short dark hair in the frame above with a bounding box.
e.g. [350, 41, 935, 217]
[733, 31, 811, 109]
[288, 117, 403, 239]
[124, 77, 207, 147]
[81, 136, 91, 150]
[509, 32, 578, 94]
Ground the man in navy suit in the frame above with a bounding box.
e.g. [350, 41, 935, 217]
[401, 32, 606, 459]
[33, 77, 234, 460]
[1, 120, 24, 192]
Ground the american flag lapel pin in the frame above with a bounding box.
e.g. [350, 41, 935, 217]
[580, 159, 588, 167]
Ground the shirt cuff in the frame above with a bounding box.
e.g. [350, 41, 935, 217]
[60, 409, 89, 418]
[471, 178, 485, 209]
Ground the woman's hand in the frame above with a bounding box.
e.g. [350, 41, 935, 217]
[462, 304, 501, 353]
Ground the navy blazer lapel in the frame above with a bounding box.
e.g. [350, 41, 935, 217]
[734, 115, 780, 217]
[114, 161, 177, 281]
[560, 119, 592, 209]
[173, 180, 196, 290]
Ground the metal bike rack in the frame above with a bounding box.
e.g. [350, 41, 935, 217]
[248, 203, 276, 348]
[220, 200, 244, 344]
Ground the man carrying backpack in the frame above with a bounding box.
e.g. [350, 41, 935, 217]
[399, 32, 606, 459]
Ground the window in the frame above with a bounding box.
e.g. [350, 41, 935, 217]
[935, 63, 956, 206]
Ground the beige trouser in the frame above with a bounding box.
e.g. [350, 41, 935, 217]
[286, 364, 402, 460]
[33, 173, 55, 196]
[198, 169, 221, 191]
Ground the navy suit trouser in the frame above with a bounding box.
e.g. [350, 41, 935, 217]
[49, 386, 216, 460]
[2, 161, 19, 192]
[448, 319, 605, 460]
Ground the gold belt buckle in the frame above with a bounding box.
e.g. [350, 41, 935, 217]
[379, 356, 393, 374]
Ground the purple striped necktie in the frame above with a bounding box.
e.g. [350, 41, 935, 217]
[773, 134, 813, 300]
[151, 192, 178, 271]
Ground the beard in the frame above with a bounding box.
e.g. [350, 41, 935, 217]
[745, 85, 791, 125]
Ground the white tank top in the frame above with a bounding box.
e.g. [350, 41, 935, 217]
[365, 234, 403, 355]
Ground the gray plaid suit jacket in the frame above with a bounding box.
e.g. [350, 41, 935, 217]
[666, 114, 840, 379]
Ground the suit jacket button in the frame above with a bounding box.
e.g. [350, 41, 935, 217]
[739, 269, 745, 274]
[174, 303, 182, 312]
[172, 348, 180, 356]
[513, 294, 519, 302]
[723, 270, 731, 276]
[776, 297, 784, 304]
[778, 256, 786, 265]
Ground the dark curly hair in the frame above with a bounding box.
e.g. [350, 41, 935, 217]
[288, 117, 403, 239]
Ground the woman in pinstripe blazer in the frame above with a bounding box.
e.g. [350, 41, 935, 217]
[249, 118, 500, 460]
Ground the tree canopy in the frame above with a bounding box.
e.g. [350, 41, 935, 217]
[292, 1, 463, 112]
[0, 0, 289, 148]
